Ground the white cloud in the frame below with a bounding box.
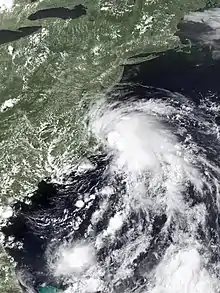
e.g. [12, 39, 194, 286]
[0, 0, 14, 11]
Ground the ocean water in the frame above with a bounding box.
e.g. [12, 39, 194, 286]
[0, 0, 220, 292]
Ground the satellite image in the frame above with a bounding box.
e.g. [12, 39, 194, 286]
[0, 0, 220, 293]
